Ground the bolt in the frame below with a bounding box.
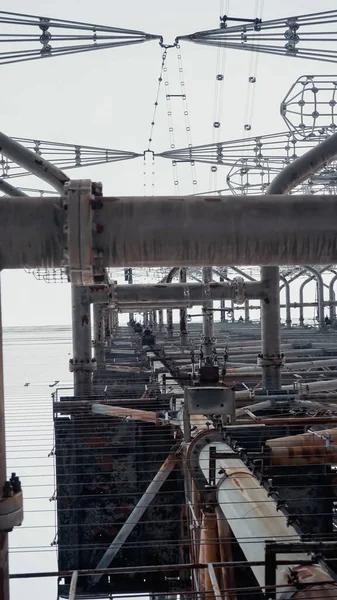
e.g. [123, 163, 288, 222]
[2, 481, 13, 498]
[12, 477, 21, 493]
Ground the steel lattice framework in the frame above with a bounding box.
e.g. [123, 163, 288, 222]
[0, 10, 160, 66]
[157, 129, 328, 168]
[178, 10, 337, 64]
[281, 75, 337, 139]
[0, 137, 140, 179]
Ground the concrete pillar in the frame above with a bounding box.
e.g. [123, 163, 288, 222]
[158, 310, 164, 331]
[202, 267, 214, 361]
[260, 266, 282, 390]
[0, 276, 9, 600]
[70, 285, 94, 397]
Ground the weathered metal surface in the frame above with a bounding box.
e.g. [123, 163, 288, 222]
[270, 445, 337, 466]
[2, 194, 337, 267]
[55, 395, 184, 594]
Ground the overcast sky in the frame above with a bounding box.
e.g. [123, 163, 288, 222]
[1, 0, 337, 325]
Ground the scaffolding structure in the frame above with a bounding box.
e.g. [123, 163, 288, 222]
[3, 6, 337, 600]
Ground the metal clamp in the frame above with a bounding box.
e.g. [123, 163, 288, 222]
[69, 358, 97, 373]
[257, 353, 285, 368]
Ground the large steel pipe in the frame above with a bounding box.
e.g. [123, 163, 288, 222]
[3, 195, 337, 268]
[195, 436, 336, 596]
[110, 281, 266, 305]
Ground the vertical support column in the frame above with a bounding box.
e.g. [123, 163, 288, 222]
[260, 267, 282, 390]
[281, 277, 292, 329]
[166, 309, 173, 338]
[0, 276, 9, 600]
[219, 273, 226, 322]
[143, 312, 149, 327]
[244, 300, 250, 323]
[70, 285, 94, 397]
[329, 275, 337, 323]
[230, 300, 235, 322]
[104, 307, 112, 346]
[202, 267, 214, 362]
[127, 268, 134, 324]
[93, 303, 105, 364]
[152, 310, 157, 328]
[111, 309, 118, 334]
[179, 268, 188, 346]
[158, 309, 164, 331]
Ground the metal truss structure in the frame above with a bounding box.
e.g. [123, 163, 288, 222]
[0, 136, 140, 179]
[225, 160, 337, 196]
[178, 10, 337, 64]
[0, 10, 160, 66]
[281, 74, 337, 139]
[5, 7, 337, 600]
[157, 129, 328, 168]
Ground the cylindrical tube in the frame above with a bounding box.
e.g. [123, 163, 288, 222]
[3, 194, 337, 268]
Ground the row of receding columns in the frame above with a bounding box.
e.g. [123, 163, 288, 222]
[69, 265, 337, 396]
[70, 285, 120, 397]
[2, 129, 337, 598]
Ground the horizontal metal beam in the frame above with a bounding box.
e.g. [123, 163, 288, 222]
[89, 281, 266, 307]
[1, 194, 337, 268]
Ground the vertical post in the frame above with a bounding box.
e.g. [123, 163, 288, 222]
[179, 268, 188, 346]
[127, 268, 134, 324]
[111, 309, 118, 332]
[260, 267, 282, 390]
[167, 309, 173, 338]
[70, 285, 94, 397]
[230, 300, 235, 322]
[158, 309, 164, 331]
[329, 275, 337, 323]
[0, 276, 9, 600]
[244, 300, 250, 323]
[219, 273, 226, 322]
[105, 307, 112, 346]
[152, 310, 157, 328]
[280, 276, 291, 328]
[202, 267, 214, 362]
[93, 303, 105, 364]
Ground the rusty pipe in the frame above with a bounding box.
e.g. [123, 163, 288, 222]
[199, 512, 219, 599]
[91, 403, 162, 424]
[215, 506, 236, 600]
[267, 428, 337, 448]
[268, 445, 337, 466]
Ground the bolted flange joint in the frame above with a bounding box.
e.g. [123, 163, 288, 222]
[257, 353, 285, 368]
[69, 358, 97, 373]
[63, 179, 103, 286]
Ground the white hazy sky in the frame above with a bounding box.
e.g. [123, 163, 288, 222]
[1, 0, 337, 325]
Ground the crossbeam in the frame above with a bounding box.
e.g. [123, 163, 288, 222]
[1, 194, 337, 269]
